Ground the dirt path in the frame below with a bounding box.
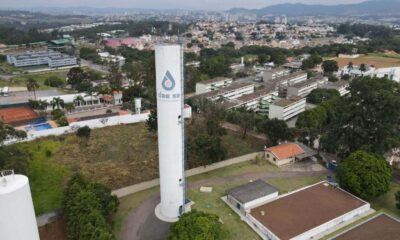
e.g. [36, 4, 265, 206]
[120, 169, 329, 240]
[222, 122, 267, 141]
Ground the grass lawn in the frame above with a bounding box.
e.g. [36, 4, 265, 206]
[371, 182, 400, 218]
[114, 155, 325, 240]
[11, 122, 263, 216]
[3, 71, 69, 90]
[334, 54, 400, 68]
[17, 139, 70, 215]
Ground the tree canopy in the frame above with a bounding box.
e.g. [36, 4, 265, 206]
[321, 77, 400, 157]
[337, 151, 392, 200]
[169, 210, 226, 240]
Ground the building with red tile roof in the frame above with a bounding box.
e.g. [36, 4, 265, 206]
[265, 142, 305, 166]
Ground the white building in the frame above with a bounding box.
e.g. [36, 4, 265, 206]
[195, 77, 233, 94]
[269, 96, 306, 121]
[287, 76, 328, 97]
[195, 82, 254, 102]
[321, 80, 350, 96]
[98, 52, 126, 67]
[7, 50, 77, 68]
[262, 68, 291, 82]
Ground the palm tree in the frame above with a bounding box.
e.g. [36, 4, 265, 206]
[50, 97, 65, 110]
[26, 78, 39, 100]
[85, 86, 96, 106]
[73, 95, 84, 107]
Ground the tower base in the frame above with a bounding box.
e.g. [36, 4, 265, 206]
[154, 203, 180, 223]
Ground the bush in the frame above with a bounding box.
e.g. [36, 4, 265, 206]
[169, 210, 226, 240]
[337, 151, 392, 200]
[51, 109, 65, 120]
[76, 126, 91, 139]
[44, 76, 66, 88]
[56, 117, 69, 127]
[45, 149, 52, 157]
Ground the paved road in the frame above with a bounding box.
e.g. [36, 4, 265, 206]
[120, 168, 329, 240]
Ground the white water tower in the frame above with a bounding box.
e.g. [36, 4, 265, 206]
[0, 170, 40, 240]
[154, 44, 186, 222]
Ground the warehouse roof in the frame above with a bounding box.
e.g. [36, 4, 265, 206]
[250, 182, 368, 240]
[227, 180, 278, 204]
[332, 213, 400, 240]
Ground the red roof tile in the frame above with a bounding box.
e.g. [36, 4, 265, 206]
[266, 143, 305, 160]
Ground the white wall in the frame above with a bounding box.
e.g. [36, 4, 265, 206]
[5, 113, 149, 145]
[243, 192, 279, 209]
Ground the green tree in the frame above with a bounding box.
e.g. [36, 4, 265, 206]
[0, 145, 30, 174]
[321, 77, 400, 157]
[189, 134, 227, 166]
[169, 210, 225, 240]
[67, 67, 89, 89]
[260, 119, 293, 146]
[26, 77, 39, 100]
[337, 151, 392, 200]
[396, 191, 400, 209]
[226, 108, 256, 139]
[146, 109, 157, 132]
[50, 97, 65, 110]
[307, 88, 340, 104]
[200, 55, 231, 78]
[0, 121, 26, 145]
[322, 60, 339, 74]
[44, 76, 66, 88]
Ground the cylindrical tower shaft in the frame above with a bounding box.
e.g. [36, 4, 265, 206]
[155, 44, 185, 220]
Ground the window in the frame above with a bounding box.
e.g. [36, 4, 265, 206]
[267, 154, 270, 158]
[273, 157, 276, 161]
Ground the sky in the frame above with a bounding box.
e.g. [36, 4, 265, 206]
[0, 0, 367, 11]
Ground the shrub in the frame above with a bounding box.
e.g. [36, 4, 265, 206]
[56, 117, 69, 127]
[44, 76, 66, 88]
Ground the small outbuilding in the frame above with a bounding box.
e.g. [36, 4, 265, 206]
[227, 180, 278, 214]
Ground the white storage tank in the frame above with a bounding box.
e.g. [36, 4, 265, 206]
[134, 97, 142, 114]
[0, 172, 40, 240]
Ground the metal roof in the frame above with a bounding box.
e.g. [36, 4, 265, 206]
[228, 180, 278, 204]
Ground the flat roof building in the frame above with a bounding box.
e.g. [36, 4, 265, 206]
[195, 77, 233, 94]
[269, 96, 306, 121]
[321, 81, 350, 96]
[227, 180, 279, 214]
[7, 50, 77, 68]
[248, 182, 370, 240]
[287, 76, 328, 98]
[331, 213, 400, 240]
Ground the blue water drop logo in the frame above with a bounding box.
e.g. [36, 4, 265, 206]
[162, 70, 176, 91]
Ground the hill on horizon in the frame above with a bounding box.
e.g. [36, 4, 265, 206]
[229, 0, 400, 16]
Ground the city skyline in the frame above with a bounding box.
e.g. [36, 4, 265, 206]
[0, 0, 366, 11]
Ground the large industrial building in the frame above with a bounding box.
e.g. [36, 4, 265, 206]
[225, 181, 371, 240]
[6, 50, 77, 68]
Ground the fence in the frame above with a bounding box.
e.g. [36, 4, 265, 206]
[5, 113, 149, 145]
